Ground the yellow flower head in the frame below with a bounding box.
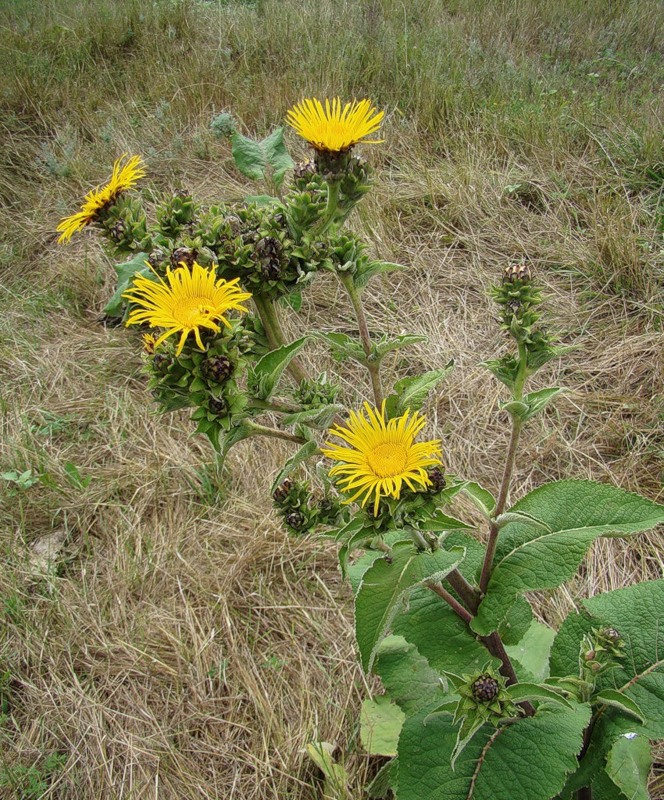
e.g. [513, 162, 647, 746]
[322, 402, 442, 515]
[56, 154, 146, 244]
[123, 262, 252, 356]
[286, 97, 384, 153]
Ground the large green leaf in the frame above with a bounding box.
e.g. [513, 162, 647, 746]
[230, 131, 267, 180]
[355, 543, 465, 672]
[550, 579, 664, 740]
[374, 635, 447, 716]
[392, 585, 499, 676]
[249, 336, 309, 399]
[397, 704, 591, 800]
[472, 481, 664, 635]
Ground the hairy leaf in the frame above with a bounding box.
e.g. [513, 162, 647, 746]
[355, 543, 465, 672]
[505, 620, 556, 681]
[604, 732, 651, 800]
[472, 481, 664, 635]
[397, 704, 591, 800]
[104, 253, 151, 317]
[249, 336, 309, 399]
[374, 635, 447, 716]
[383, 364, 454, 417]
[270, 440, 319, 492]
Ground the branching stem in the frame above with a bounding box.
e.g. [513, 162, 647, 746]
[247, 421, 307, 444]
[338, 272, 383, 406]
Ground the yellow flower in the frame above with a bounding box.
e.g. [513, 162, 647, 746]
[322, 403, 442, 515]
[56, 154, 146, 243]
[286, 97, 384, 153]
[123, 262, 252, 356]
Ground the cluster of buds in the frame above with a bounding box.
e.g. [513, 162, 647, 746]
[486, 261, 559, 389]
[98, 196, 153, 256]
[156, 190, 198, 240]
[272, 479, 343, 534]
[580, 626, 626, 680]
[294, 373, 341, 408]
[144, 324, 249, 440]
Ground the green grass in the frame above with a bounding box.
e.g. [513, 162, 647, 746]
[0, 0, 663, 797]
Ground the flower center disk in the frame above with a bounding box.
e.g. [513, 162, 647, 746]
[367, 442, 408, 478]
[176, 298, 216, 327]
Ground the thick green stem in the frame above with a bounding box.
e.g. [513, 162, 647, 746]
[338, 272, 383, 406]
[478, 340, 528, 595]
[252, 295, 309, 384]
[247, 421, 307, 444]
[249, 398, 303, 414]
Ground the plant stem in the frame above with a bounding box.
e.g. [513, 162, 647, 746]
[249, 398, 303, 414]
[338, 272, 383, 406]
[252, 294, 309, 384]
[478, 341, 528, 595]
[247, 421, 307, 444]
[446, 569, 481, 614]
[426, 580, 536, 716]
[426, 581, 474, 625]
[479, 416, 523, 594]
[317, 179, 341, 235]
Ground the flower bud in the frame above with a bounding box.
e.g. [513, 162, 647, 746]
[208, 397, 228, 417]
[471, 674, 500, 702]
[285, 510, 306, 531]
[202, 355, 234, 384]
[426, 466, 446, 494]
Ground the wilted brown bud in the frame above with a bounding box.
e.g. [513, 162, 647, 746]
[208, 397, 228, 416]
[503, 262, 532, 284]
[285, 510, 306, 531]
[427, 466, 446, 494]
[272, 479, 294, 505]
[170, 247, 197, 268]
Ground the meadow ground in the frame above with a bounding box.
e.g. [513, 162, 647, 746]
[0, 0, 663, 797]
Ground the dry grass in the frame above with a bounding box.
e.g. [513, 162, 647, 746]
[1, 0, 663, 797]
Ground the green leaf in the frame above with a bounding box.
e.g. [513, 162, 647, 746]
[392, 584, 500, 677]
[250, 337, 309, 399]
[472, 481, 664, 635]
[63, 462, 91, 490]
[417, 511, 472, 533]
[218, 422, 254, 459]
[355, 543, 465, 672]
[354, 260, 405, 290]
[374, 334, 428, 360]
[604, 732, 651, 800]
[281, 404, 345, 430]
[383, 364, 454, 417]
[461, 481, 496, 518]
[507, 682, 573, 709]
[550, 579, 664, 740]
[280, 290, 302, 312]
[245, 194, 280, 207]
[594, 690, 645, 723]
[521, 386, 565, 420]
[259, 126, 294, 189]
[360, 696, 405, 757]
[305, 742, 350, 799]
[104, 252, 151, 317]
[499, 595, 534, 647]
[374, 635, 447, 716]
[505, 620, 556, 681]
[230, 131, 267, 181]
[270, 440, 319, 493]
[314, 331, 367, 364]
[397, 704, 592, 800]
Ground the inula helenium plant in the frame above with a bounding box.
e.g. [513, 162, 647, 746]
[58, 97, 664, 800]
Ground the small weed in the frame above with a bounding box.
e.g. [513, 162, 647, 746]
[0, 753, 67, 800]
